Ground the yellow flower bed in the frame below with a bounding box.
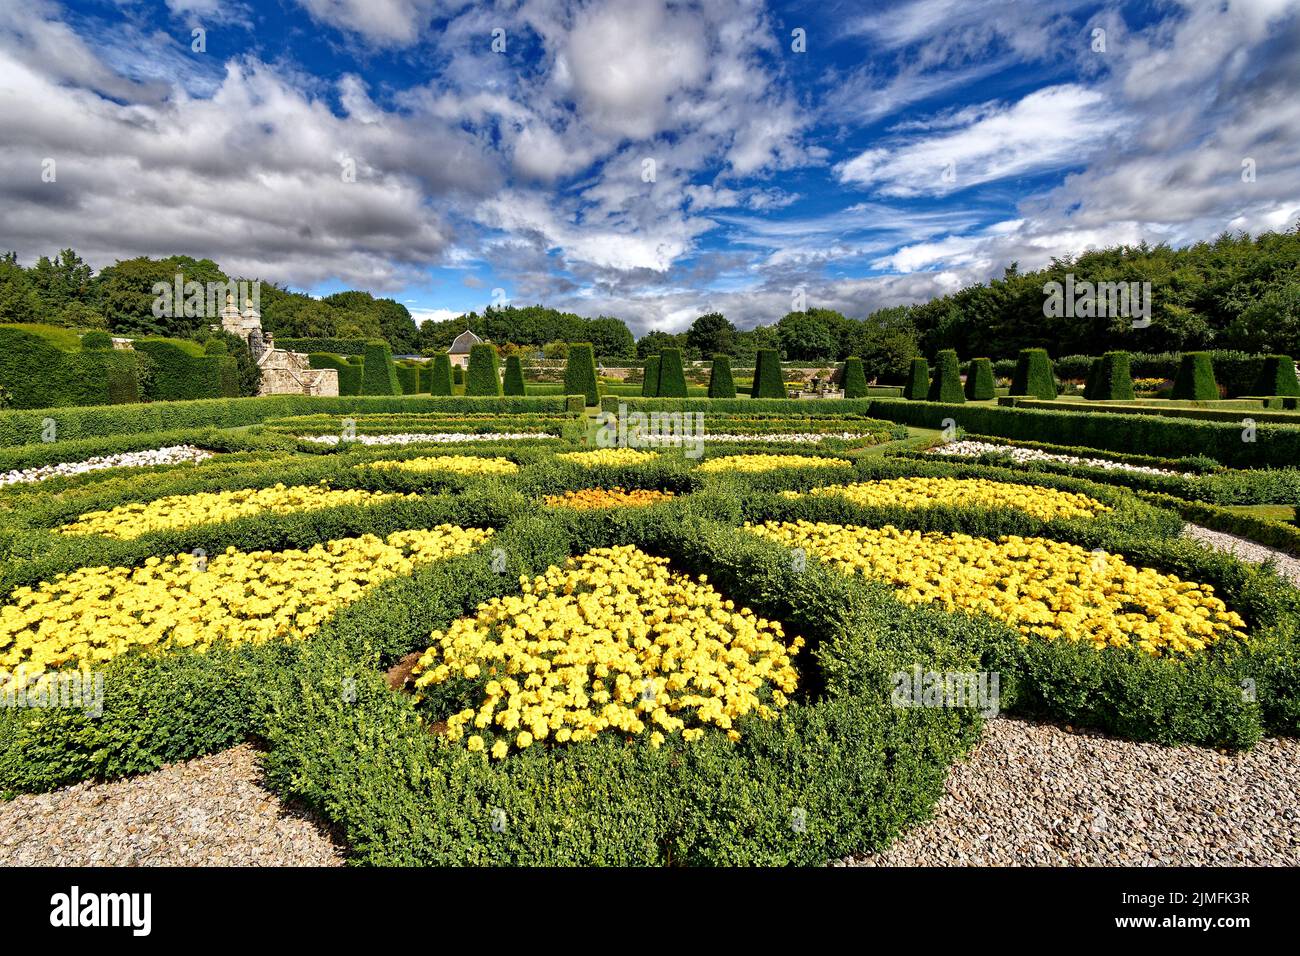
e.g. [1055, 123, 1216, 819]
[784, 477, 1109, 521]
[698, 454, 852, 473]
[0, 525, 492, 684]
[543, 487, 676, 509]
[57, 482, 416, 539]
[412, 545, 802, 758]
[557, 448, 659, 467]
[367, 455, 518, 475]
[749, 520, 1246, 657]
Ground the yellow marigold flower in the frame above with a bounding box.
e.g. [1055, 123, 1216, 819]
[467, 735, 485, 752]
[697, 454, 851, 473]
[543, 487, 675, 509]
[557, 448, 659, 467]
[367, 455, 518, 475]
[490, 740, 509, 760]
[783, 477, 1109, 521]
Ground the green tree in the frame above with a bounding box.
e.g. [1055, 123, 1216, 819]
[776, 310, 840, 361]
[30, 248, 94, 317]
[637, 330, 686, 359]
[0, 254, 44, 323]
[686, 312, 736, 358]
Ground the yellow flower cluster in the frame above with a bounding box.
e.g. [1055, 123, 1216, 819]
[411, 545, 802, 758]
[557, 448, 659, 467]
[748, 520, 1246, 657]
[698, 454, 852, 473]
[0, 525, 492, 683]
[784, 477, 1109, 521]
[57, 483, 415, 539]
[542, 487, 676, 509]
[367, 455, 518, 475]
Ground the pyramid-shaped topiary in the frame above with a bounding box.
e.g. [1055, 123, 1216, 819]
[707, 354, 736, 398]
[1255, 355, 1300, 397]
[904, 357, 929, 400]
[927, 349, 965, 403]
[1086, 351, 1135, 401]
[563, 343, 599, 405]
[429, 353, 453, 395]
[503, 354, 527, 396]
[1171, 352, 1218, 401]
[464, 343, 502, 396]
[840, 357, 867, 399]
[964, 357, 995, 401]
[751, 349, 785, 398]
[656, 348, 689, 398]
[641, 356, 661, 397]
[1010, 348, 1057, 400]
[361, 340, 401, 395]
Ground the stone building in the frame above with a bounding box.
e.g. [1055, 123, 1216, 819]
[216, 293, 338, 397]
[447, 328, 483, 368]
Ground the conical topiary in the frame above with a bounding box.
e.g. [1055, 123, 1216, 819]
[1171, 352, 1218, 401]
[1010, 348, 1057, 400]
[361, 340, 401, 395]
[1255, 355, 1300, 397]
[503, 354, 526, 396]
[904, 357, 929, 400]
[964, 357, 995, 401]
[840, 356, 867, 399]
[1083, 358, 1102, 400]
[927, 349, 965, 403]
[656, 348, 688, 398]
[563, 343, 599, 405]
[751, 349, 785, 398]
[464, 343, 502, 396]
[430, 353, 453, 395]
[641, 356, 661, 397]
[707, 354, 736, 398]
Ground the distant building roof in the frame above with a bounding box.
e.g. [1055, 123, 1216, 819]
[448, 329, 483, 354]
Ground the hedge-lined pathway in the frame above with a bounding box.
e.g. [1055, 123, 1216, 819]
[0, 745, 343, 866]
[841, 718, 1300, 866]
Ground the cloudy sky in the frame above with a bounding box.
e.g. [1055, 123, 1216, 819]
[2, 0, 1298, 334]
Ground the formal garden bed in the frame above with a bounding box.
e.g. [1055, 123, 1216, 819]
[1, 392, 1298, 865]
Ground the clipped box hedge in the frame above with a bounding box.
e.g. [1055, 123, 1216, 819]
[308, 353, 363, 395]
[0, 325, 143, 409]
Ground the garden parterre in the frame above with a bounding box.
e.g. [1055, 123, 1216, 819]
[1, 399, 1298, 865]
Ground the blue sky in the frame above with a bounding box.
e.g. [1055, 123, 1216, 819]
[2, 0, 1298, 335]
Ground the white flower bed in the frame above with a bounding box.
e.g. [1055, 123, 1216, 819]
[637, 432, 877, 445]
[0, 445, 214, 488]
[927, 439, 1179, 476]
[302, 432, 558, 446]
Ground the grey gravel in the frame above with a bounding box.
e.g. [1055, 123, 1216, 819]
[1181, 523, 1300, 586]
[840, 718, 1300, 866]
[0, 744, 344, 867]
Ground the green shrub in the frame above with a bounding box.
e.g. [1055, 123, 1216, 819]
[465, 344, 501, 396]
[360, 341, 401, 396]
[1172, 352, 1219, 400]
[840, 357, 867, 399]
[642, 356, 661, 397]
[1086, 351, 1136, 401]
[904, 358, 929, 400]
[308, 353, 363, 396]
[454, 365, 464, 386]
[132, 337, 236, 401]
[81, 331, 113, 351]
[563, 343, 599, 405]
[394, 362, 424, 395]
[927, 349, 965, 403]
[429, 354, 453, 396]
[503, 355, 527, 396]
[707, 355, 736, 399]
[1010, 348, 1057, 400]
[656, 348, 689, 398]
[1255, 355, 1300, 397]
[964, 357, 995, 400]
[275, 337, 371, 356]
[751, 349, 785, 398]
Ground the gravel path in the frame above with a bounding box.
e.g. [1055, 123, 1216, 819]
[0, 744, 344, 867]
[841, 718, 1300, 866]
[1181, 523, 1300, 586]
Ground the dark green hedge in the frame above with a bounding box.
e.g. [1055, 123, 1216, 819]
[429, 354, 453, 396]
[708, 355, 737, 399]
[563, 343, 598, 405]
[308, 353, 363, 395]
[0, 327, 145, 410]
[132, 338, 236, 402]
[841, 357, 867, 399]
[1172, 352, 1219, 401]
[277, 338, 372, 356]
[1010, 348, 1056, 400]
[904, 357, 928, 400]
[927, 349, 964, 403]
[361, 341, 401, 396]
[656, 348, 688, 398]
[1087, 351, 1135, 401]
[751, 349, 785, 398]
[503, 355, 527, 396]
[465, 344, 501, 397]
[1256, 356, 1300, 397]
[965, 358, 995, 401]
[641, 356, 661, 397]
